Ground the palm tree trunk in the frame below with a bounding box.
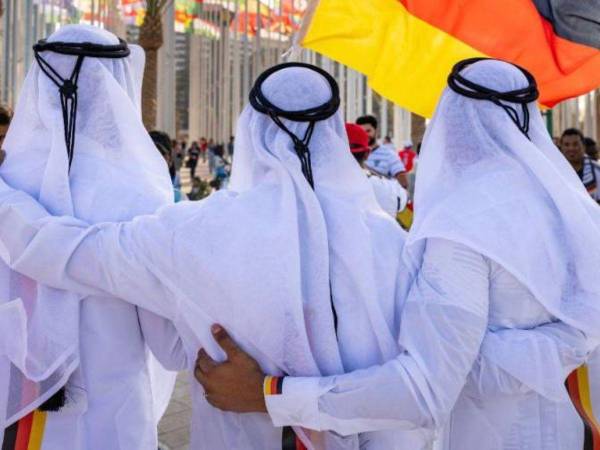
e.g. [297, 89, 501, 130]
[139, 7, 165, 130]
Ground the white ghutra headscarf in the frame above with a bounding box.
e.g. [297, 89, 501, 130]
[0, 24, 173, 430]
[405, 59, 600, 365]
[0, 63, 409, 449]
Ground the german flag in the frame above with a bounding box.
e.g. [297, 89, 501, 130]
[300, 0, 600, 117]
[1, 411, 46, 450]
[567, 365, 600, 450]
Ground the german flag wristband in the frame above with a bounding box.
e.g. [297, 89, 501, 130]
[264, 376, 284, 396]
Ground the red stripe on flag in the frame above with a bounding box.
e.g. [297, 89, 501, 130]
[13, 413, 33, 450]
[396, 0, 600, 107]
[567, 371, 600, 450]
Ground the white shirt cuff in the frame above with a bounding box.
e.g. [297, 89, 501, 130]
[265, 377, 324, 430]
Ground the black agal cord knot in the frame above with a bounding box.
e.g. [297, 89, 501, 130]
[33, 38, 130, 171]
[249, 62, 340, 189]
[448, 57, 540, 138]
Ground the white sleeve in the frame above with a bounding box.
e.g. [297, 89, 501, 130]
[138, 310, 189, 371]
[369, 177, 408, 217]
[266, 238, 490, 435]
[0, 176, 182, 321]
[386, 153, 406, 177]
[468, 322, 597, 401]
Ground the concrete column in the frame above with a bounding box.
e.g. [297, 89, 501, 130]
[357, 73, 365, 117]
[584, 92, 594, 137]
[188, 34, 202, 142]
[393, 105, 411, 148]
[337, 63, 346, 121]
[157, 3, 176, 136]
[379, 98, 388, 138]
[345, 69, 356, 122]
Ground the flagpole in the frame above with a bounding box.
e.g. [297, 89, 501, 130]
[294, 0, 318, 49]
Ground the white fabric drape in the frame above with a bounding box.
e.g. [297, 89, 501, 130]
[406, 59, 600, 345]
[0, 65, 410, 449]
[0, 24, 174, 430]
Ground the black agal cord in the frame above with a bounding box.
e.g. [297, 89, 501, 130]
[249, 62, 340, 188]
[448, 57, 540, 138]
[33, 39, 130, 171]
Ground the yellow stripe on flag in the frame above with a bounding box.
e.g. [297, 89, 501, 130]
[302, 0, 486, 117]
[264, 376, 274, 396]
[577, 366, 600, 432]
[27, 411, 46, 450]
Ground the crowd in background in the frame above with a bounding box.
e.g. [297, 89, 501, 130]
[0, 101, 596, 218]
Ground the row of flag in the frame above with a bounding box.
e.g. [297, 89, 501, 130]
[30, 0, 305, 38]
[120, 0, 305, 37]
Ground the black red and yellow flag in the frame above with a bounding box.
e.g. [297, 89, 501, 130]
[300, 0, 600, 117]
[1, 411, 46, 450]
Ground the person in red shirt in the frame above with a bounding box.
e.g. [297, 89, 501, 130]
[398, 140, 417, 173]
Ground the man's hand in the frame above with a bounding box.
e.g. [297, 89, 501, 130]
[195, 324, 268, 413]
[395, 171, 409, 189]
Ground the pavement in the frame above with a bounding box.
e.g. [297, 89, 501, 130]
[158, 373, 193, 450]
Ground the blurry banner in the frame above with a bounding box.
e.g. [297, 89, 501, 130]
[300, 0, 600, 117]
[230, 0, 301, 38]
[175, 0, 203, 32]
[120, 0, 145, 26]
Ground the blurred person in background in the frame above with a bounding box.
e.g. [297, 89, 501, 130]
[399, 140, 417, 173]
[152, 138, 187, 203]
[560, 128, 600, 202]
[0, 105, 12, 149]
[346, 122, 407, 218]
[150, 130, 182, 189]
[207, 138, 216, 174]
[199, 137, 208, 162]
[357, 114, 408, 189]
[213, 144, 230, 189]
[227, 135, 235, 157]
[584, 137, 598, 161]
[0, 105, 12, 167]
[187, 141, 201, 179]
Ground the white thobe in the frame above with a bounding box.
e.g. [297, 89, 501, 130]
[0, 185, 334, 449]
[365, 170, 408, 218]
[38, 304, 185, 450]
[0, 183, 593, 449]
[265, 239, 593, 450]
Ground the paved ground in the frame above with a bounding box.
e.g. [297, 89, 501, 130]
[158, 373, 192, 450]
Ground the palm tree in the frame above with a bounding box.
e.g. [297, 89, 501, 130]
[139, 0, 172, 130]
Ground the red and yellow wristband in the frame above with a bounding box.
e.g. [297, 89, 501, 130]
[263, 376, 285, 396]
